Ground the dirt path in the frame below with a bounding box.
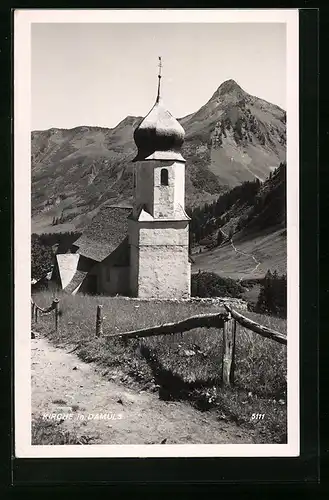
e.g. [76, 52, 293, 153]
[221, 229, 261, 281]
[32, 335, 255, 445]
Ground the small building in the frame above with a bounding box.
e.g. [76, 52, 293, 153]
[51, 205, 131, 295]
[51, 59, 191, 299]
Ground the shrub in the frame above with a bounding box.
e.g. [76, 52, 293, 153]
[31, 235, 54, 280]
[191, 272, 245, 298]
[256, 270, 287, 317]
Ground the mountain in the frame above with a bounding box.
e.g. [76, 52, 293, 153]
[181, 80, 286, 185]
[31, 79, 286, 234]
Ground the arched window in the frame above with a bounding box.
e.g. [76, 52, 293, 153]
[160, 168, 169, 186]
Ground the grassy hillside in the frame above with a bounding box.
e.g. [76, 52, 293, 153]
[190, 163, 286, 281]
[193, 227, 286, 281]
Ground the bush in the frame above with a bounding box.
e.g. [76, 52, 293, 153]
[191, 272, 245, 298]
[256, 270, 287, 317]
[31, 235, 54, 280]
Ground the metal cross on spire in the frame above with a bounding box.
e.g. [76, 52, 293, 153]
[158, 56, 162, 78]
[156, 56, 162, 103]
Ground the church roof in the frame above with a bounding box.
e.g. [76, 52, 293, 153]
[133, 59, 185, 163]
[64, 269, 89, 295]
[100, 236, 130, 267]
[73, 206, 132, 262]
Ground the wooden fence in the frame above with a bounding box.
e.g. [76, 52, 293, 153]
[99, 303, 287, 388]
[31, 297, 60, 336]
[31, 297, 286, 388]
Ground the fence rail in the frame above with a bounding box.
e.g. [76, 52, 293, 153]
[223, 304, 287, 345]
[101, 303, 286, 388]
[104, 310, 227, 341]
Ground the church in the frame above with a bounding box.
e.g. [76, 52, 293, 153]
[51, 59, 191, 299]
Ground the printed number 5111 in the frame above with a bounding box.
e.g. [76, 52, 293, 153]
[251, 413, 265, 420]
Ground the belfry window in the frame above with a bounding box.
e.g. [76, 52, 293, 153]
[160, 168, 169, 186]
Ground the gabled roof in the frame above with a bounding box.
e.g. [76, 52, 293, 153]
[73, 206, 132, 262]
[56, 254, 80, 289]
[100, 236, 130, 267]
[64, 269, 89, 295]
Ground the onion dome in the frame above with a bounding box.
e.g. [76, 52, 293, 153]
[133, 58, 185, 162]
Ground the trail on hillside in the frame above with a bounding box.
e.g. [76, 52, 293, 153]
[220, 228, 262, 281]
[31, 335, 256, 445]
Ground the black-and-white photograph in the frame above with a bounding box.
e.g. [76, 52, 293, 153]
[14, 9, 299, 458]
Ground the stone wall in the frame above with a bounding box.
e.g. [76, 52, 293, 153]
[117, 295, 249, 311]
[138, 245, 191, 299]
[139, 222, 189, 246]
[153, 161, 185, 218]
[129, 243, 139, 297]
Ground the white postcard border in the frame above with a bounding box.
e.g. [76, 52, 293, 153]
[14, 8, 299, 458]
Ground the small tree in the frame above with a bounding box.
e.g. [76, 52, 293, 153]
[217, 229, 224, 246]
[256, 270, 287, 317]
[31, 236, 54, 280]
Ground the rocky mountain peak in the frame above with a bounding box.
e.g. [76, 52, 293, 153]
[211, 79, 248, 100]
[218, 79, 244, 94]
[205, 79, 248, 107]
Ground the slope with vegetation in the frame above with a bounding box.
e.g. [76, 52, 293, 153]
[191, 162, 286, 281]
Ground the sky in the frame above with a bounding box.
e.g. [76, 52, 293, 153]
[31, 22, 286, 131]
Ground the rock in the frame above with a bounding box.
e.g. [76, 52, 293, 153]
[117, 398, 124, 405]
[150, 384, 160, 393]
[72, 366, 77, 370]
[183, 349, 196, 356]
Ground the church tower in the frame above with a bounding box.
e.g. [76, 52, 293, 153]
[129, 58, 191, 299]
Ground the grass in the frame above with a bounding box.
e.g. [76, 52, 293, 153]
[32, 290, 287, 443]
[193, 228, 286, 281]
[31, 416, 99, 445]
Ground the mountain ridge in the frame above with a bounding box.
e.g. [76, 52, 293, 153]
[31, 79, 286, 235]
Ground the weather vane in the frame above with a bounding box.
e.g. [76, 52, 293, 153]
[156, 56, 162, 102]
[158, 56, 162, 78]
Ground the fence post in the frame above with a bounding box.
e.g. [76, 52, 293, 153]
[31, 301, 35, 322]
[96, 305, 103, 337]
[54, 299, 60, 334]
[230, 319, 237, 385]
[221, 315, 236, 387]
